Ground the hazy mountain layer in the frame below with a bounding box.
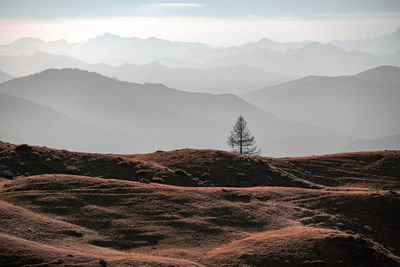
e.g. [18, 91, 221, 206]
[243, 66, 400, 140]
[356, 65, 400, 85]
[0, 70, 12, 83]
[343, 134, 400, 152]
[332, 28, 400, 55]
[0, 53, 291, 94]
[209, 43, 400, 76]
[92, 63, 292, 94]
[0, 92, 136, 153]
[1, 29, 399, 78]
[0, 68, 351, 156]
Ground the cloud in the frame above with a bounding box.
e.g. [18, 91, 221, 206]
[314, 11, 400, 19]
[146, 3, 203, 8]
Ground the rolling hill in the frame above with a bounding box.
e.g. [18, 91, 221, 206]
[0, 68, 351, 156]
[0, 92, 135, 152]
[0, 142, 399, 266]
[243, 66, 400, 140]
[356, 65, 400, 85]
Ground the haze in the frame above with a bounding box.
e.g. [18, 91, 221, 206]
[0, 0, 399, 156]
[1, 0, 400, 46]
[1, 1, 400, 266]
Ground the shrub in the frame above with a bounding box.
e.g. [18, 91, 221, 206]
[15, 144, 33, 153]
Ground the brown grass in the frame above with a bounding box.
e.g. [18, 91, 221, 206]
[0, 142, 399, 266]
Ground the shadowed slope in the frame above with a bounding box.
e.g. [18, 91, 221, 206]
[0, 232, 203, 267]
[0, 142, 400, 266]
[0, 142, 287, 187]
[1, 174, 399, 266]
[1, 142, 400, 189]
[203, 225, 399, 267]
[271, 151, 400, 189]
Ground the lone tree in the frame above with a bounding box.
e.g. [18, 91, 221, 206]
[227, 115, 261, 155]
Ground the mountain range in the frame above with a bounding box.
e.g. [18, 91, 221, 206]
[0, 92, 134, 153]
[0, 70, 12, 83]
[332, 27, 400, 55]
[0, 28, 399, 80]
[0, 53, 292, 94]
[2, 27, 399, 62]
[243, 65, 400, 140]
[343, 133, 400, 152]
[0, 68, 352, 156]
[0, 27, 399, 154]
[209, 42, 399, 76]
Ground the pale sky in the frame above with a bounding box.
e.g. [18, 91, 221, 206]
[0, 0, 399, 46]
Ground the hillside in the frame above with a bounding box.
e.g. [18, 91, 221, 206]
[1, 141, 399, 189]
[0, 92, 136, 153]
[0, 142, 399, 266]
[243, 66, 400, 139]
[0, 68, 351, 156]
[356, 65, 400, 85]
[0, 70, 12, 83]
[343, 134, 400, 152]
[208, 43, 399, 76]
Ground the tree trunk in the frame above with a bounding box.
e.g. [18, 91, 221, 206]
[240, 129, 243, 154]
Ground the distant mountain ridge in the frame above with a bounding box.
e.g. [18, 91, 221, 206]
[0, 68, 351, 156]
[0, 92, 134, 152]
[0, 52, 292, 94]
[243, 65, 400, 140]
[343, 133, 400, 152]
[332, 27, 400, 54]
[208, 42, 399, 76]
[0, 70, 12, 83]
[356, 65, 400, 85]
[239, 38, 309, 52]
[1, 29, 399, 77]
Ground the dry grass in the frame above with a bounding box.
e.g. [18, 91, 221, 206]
[0, 142, 399, 266]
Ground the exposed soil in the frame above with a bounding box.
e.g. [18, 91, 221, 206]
[0, 141, 399, 266]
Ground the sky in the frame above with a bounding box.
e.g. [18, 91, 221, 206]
[0, 0, 399, 46]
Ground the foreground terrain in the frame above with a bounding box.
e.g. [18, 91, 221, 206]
[0, 141, 400, 266]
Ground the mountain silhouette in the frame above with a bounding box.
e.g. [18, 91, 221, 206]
[243, 65, 400, 139]
[343, 133, 400, 152]
[0, 68, 350, 156]
[1, 32, 399, 77]
[0, 52, 291, 94]
[0, 70, 12, 83]
[0, 92, 135, 152]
